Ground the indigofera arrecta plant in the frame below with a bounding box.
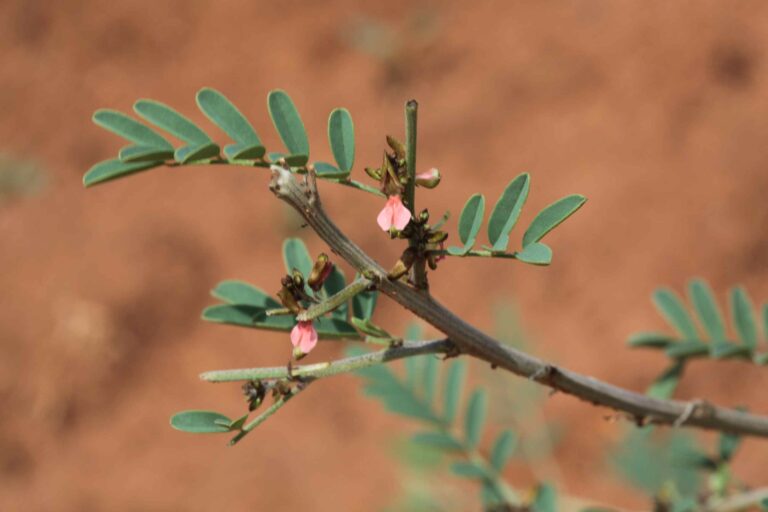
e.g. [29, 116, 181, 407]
[84, 88, 768, 510]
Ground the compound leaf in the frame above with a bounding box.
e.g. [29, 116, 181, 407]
[170, 410, 232, 434]
[688, 279, 726, 342]
[514, 242, 552, 265]
[196, 87, 261, 146]
[464, 388, 487, 449]
[92, 109, 173, 149]
[488, 173, 530, 251]
[328, 108, 354, 172]
[210, 280, 280, 308]
[134, 99, 212, 144]
[652, 288, 698, 340]
[522, 194, 586, 247]
[730, 287, 757, 349]
[490, 430, 517, 472]
[267, 89, 309, 157]
[83, 158, 161, 187]
[447, 194, 485, 256]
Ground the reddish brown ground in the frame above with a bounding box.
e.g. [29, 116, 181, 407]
[1, 1, 768, 510]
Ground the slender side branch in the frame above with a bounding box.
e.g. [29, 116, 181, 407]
[269, 165, 768, 439]
[201, 339, 454, 382]
[297, 277, 371, 321]
[229, 386, 303, 445]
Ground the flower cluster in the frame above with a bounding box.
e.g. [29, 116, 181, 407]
[277, 253, 335, 360]
[366, 136, 441, 233]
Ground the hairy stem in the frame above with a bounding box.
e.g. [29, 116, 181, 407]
[297, 277, 371, 321]
[269, 164, 768, 439]
[201, 339, 453, 382]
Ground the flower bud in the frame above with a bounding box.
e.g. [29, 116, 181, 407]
[242, 380, 267, 412]
[277, 284, 301, 314]
[415, 168, 441, 189]
[308, 253, 334, 292]
[387, 247, 417, 280]
[365, 167, 382, 181]
[386, 135, 406, 161]
[427, 230, 448, 243]
[291, 269, 304, 289]
[418, 209, 430, 223]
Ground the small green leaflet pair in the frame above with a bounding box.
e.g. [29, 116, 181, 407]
[352, 345, 528, 509]
[447, 173, 586, 266]
[201, 237, 378, 340]
[85, 88, 355, 186]
[629, 279, 768, 364]
[628, 279, 768, 400]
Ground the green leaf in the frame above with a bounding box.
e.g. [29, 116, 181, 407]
[83, 158, 161, 187]
[665, 340, 708, 359]
[411, 431, 463, 452]
[688, 279, 726, 342]
[464, 388, 487, 449]
[755, 352, 768, 365]
[490, 430, 517, 472]
[210, 280, 280, 308]
[228, 414, 249, 431]
[352, 278, 378, 320]
[134, 99, 212, 144]
[730, 287, 757, 349]
[443, 360, 466, 424]
[646, 362, 684, 399]
[267, 89, 309, 157]
[447, 194, 485, 256]
[322, 266, 348, 319]
[223, 143, 266, 161]
[92, 109, 174, 149]
[284, 154, 309, 167]
[522, 194, 586, 247]
[201, 304, 357, 339]
[170, 410, 232, 433]
[514, 242, 552, 265]
[422, 356, 438, 405]
[118, 145, 174, 163]
[282, 238, 313, 295]
[174, 142, 220, 164]
[354, 362, 441, 424]
[488, 173, 530, 251]
[328, 108, 355, 172]
[313, 161, 350, 179]
[710, 341, 751, 360]
[718, 432, 741, 462]
[532, 483, 557, 512]
[627, 332, 675, 349]
[652, 288, 698, 340]
[196, 88, 262, 148]
[450, 461, 487, 480]
[764, 304, 768, 344]
[350, 317, 390, 338]
[405, 356, 421, 390]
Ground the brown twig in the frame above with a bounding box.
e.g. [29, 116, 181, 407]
[269, 164, 768, 439]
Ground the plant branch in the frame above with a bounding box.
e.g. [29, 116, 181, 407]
[201, 339, 454, 382]
[229, 385, 304, 445]
[706, 487, 768, 511]
[268, 164, 768, 439]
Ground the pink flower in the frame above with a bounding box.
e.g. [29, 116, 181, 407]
[377, 195, 411, 231]
[290, 321, 318, 356]
[415, 167, 441, 189]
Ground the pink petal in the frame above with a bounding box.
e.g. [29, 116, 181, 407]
[390, 196, 412, 230]
[415, 169, 437, 180]
[299, 322, 319, 353]
[290, 323, 304, 348]
[377, 198, 395, 231]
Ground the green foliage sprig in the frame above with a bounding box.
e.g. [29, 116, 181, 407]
[629, 278, 768, 399]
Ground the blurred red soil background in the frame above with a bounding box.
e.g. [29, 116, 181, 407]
[1, 1, 768, 510]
